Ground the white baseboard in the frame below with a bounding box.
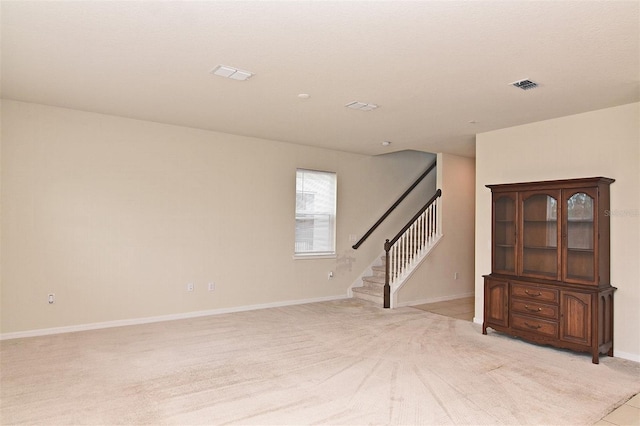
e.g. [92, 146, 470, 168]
[396, 291, 475, 308]
[0, 294, 350, 341]
[7, 294, 637, 364]
[614, 350, 640, 363]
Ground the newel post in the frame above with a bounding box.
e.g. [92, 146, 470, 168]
[384, 239, 391, 308]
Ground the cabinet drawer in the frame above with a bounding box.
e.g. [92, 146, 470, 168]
[511, 300, 559, 320]
[511, 314, 558, 337]
[511, 283, 558, 303]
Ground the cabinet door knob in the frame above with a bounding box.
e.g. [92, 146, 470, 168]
[525, 305, 542, 312]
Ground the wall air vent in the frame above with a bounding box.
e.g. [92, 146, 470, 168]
[510, 79, 538, 90]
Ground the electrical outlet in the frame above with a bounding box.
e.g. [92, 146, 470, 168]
[454, 272, 459, 280]
[187, 283, 194, 292]
[328, 271, 334, 280]
[48, 293, 55, 304]
[208, 282, 215, 291]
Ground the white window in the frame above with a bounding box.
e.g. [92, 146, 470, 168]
[295, 169, 337, 257]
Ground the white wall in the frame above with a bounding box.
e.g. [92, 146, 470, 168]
[397, 152, 476, 305]
[0, 100, 436, 335]
[475, 102, 640, 361]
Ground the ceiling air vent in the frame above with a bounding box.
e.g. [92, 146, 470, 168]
[210, 65, 254, 81]
[511, 79, 538, 90]
[345, 101, 379, 111]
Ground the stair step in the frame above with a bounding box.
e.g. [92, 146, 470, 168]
[352, 286, 383, 304]
[363, 274, 385, 284]
[362, 283, 384, 292]
[371, 265, 386, 277]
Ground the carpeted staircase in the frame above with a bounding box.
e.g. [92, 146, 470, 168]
[351, 187, 443, 308]
[352, 258, 386, 305]
[351, 231, 443, 308]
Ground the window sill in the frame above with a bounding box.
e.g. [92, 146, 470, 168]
[293, 253, 337, 260]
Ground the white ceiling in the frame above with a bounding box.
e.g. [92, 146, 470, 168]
[1, 1, 638, 157]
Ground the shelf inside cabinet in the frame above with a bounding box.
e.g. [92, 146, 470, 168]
[524, 220, 558, 225]
[567, 248, 594, 253]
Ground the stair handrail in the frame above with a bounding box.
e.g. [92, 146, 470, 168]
[385, 189, 442, 248]
[382, 188, 442, 308]
[352, 160, 437, 250]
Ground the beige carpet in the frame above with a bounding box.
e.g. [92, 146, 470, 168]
[1, 299, 639, 425]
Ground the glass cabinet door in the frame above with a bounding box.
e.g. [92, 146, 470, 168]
[493, 193, 516, 274]
[520, 191, 561, 279]
[564, 189, 596, 283]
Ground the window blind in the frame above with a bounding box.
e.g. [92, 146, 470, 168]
[295, 169, 336, 255]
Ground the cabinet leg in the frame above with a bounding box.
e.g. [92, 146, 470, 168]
[592, 352, 599, 364]
[607, 347, 613, 357]
[482, 324, 487, 335]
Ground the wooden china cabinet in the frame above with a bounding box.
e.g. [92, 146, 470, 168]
[482, 177, 615, 364]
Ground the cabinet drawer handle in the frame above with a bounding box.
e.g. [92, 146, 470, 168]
[525, 305, 542, 312]
[525, 290, 542, 297]
[524, 322, 542, 330]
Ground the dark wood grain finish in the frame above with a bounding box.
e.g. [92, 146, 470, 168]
[511, 299, 559, 320]
[483, 279, 509, 334]
[560, 291, 592, 345]
[483, 177, 615, 364]
[512, 314, 558, 337]
[511, 283, 558, 303]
